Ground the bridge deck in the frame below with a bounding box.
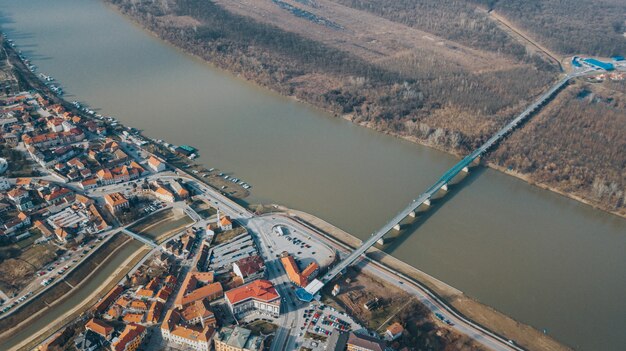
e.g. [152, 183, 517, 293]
[306, 72, 583, 295]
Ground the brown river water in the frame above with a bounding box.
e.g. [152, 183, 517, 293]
[0, 1, 624, 349]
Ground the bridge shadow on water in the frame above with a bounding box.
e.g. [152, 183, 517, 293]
[381, 165, 488, 255]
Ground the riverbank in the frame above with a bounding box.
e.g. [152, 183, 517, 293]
[103, 0, 624, 220]
[285, 207, 572, 351]
[0, 238, 148, 351]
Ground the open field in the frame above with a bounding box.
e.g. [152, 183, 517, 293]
[190, 199, 217, 219]
[0, 241, 57, 296]
[213, 227, 247, 245]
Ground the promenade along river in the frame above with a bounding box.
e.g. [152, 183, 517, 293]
[1, 0, 625, 350]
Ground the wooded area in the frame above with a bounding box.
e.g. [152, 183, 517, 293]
[107, 0, 624, 214]
[474, 0, 626, 56]
[492, 80, 626, 214]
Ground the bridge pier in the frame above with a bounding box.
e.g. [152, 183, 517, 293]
[377, 237, 386, 245]
[423, 199, 431, 207]
[462, 166, 469, 173]
[409, 211, 416, 218]
[393, 224, 402, 231]
[440, 184, 448, 191]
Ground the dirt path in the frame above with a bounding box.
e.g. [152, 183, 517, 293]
[488, 10, 563, 69]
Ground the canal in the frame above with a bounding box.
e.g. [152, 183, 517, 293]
[0, 0, 624, 350]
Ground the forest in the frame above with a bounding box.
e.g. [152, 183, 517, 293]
[106, 0, 625, 214]
[475, 0, 626, 57]
[340, 0, 626, 57]
[492, 80, 626, 214]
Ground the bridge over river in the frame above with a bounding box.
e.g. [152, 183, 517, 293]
[304, 69, 593, 297]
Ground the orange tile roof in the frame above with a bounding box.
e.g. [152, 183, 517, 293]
[85, 318, 113, 338]
[123, 312, 144, 323]
[147, 300, 164, 324]
[105, 192, 128, 207]
[116, 297, 131, 308]
[148, 156, 162, 168]
[181, 299, 215, 324]
[220, 216, 232, 227]
[301, 262, 319, 280]
[155, 287, 172, 302]
[171, 325, 215, 343]
[107, 305, 122, 319]
[93, 285, 124, 313]
[281, 255, 305, 286]
[112, 323, 145, 351]
[130, 300, 149, 310]
[386, 322, 404, 336]
[225, 279, 280, 305]
[136, 289, 154, 298]
[145, 277, 160, 290]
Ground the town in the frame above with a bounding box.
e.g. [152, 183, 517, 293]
[2, 31, 622, 351]
[0, 37, 490, 351]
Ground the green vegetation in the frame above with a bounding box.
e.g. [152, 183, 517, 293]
[0, 145, 38, 177]
[245, 320, 278, 335]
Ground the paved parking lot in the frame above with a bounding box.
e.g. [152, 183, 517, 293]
[261, 220, 334, 268]
[297, 302, 364, 350]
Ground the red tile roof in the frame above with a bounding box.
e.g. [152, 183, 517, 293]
[225, 279, 280, 305]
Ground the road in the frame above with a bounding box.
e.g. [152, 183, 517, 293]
[314, 68, 595, 293]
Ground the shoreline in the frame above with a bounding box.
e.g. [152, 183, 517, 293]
[102, 1, 625, 221]
[284, 207, 572, 351]
[0, 236, 132, 339]
[3, 242, 149, 351]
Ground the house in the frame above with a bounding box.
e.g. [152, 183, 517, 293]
[180, 299, 216, 327]
[74, 330, 105, 351]
[34, 220, 54, 238]
[346, 332, 386, 351]
[123, 313, 144, 324]
[170, 180, 189, 200]
[93, 285, 124, 314]
[146, 300, 164, 324]
[224, 279, 281, 319]
[233, 255, 265, 283]
[7, 187, 28, 202]
[111, 323, 146, 351]
[147, 156, 166, 172]
[155, 286, 172, 303]
[280, 253, 319, 288]
[153, 186, 175, 203]
[384, 322, 404, 341]
[160, 309, 215, 351]
[105, 192, 129, 213]
[213, 326, 264, 351]
[130, 300, 149, 311]
[136, 288, 154, 298]
[174, 271, 223, 308]
[85, 318, 114, 340]
[218, 214, 232, 231]
[96, 169, 114, 185]
[79, 177, 99, 190]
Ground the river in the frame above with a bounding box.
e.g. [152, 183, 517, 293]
[1, 0, 625, 350]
